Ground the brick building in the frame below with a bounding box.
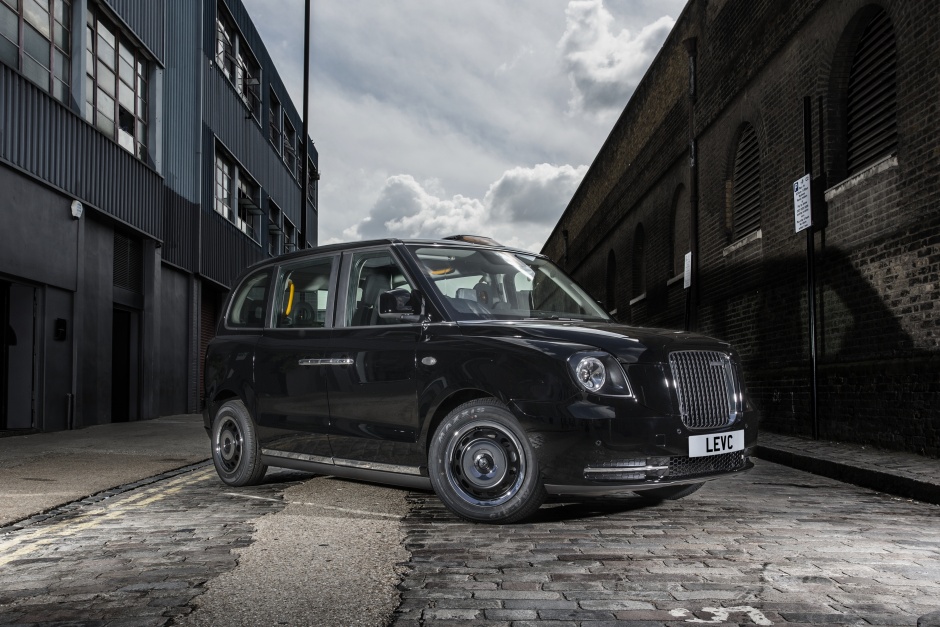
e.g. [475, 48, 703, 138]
[1, 0, 318, 432]
[542, 0, 939, 456]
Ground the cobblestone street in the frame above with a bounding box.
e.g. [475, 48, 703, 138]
[0, 457, 937, 626]
[392, 460, 940, 626]
[0, 464, 303, 626]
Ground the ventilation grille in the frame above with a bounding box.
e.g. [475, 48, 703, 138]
[731, 124, 761, 239]
[669, 350, 736, 429]
[113, 233, 143, 293]
[668, 452, 746, 478]
[847, 8, 897, 174]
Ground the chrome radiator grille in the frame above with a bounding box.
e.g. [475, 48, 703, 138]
[668, 350, 737, 429]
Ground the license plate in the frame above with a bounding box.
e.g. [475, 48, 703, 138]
[688, 430, 744, 458]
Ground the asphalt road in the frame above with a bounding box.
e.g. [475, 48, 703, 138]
[0, 459, 937, 626]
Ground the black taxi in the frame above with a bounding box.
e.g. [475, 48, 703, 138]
[204, 238, 757, 523]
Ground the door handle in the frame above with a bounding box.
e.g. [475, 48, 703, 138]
[298, 358, 354, 367]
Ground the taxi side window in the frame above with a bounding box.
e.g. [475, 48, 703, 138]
[274, 257, 334, 328]
[227, 270, 270, 329]
[345, 251, 414, 327]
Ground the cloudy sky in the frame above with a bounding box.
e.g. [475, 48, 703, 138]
[243, 0, 686, 252]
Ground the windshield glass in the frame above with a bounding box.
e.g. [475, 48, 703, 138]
[409, 245, 610, 322]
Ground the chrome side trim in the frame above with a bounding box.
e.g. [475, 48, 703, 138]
[261, 449, 334, 465]
[584, 465, 668, 474]
[334, 458, 423, 476]
[298, 358, 354, 367]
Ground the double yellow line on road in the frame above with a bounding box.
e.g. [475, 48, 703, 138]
[0, 467, 215, 568]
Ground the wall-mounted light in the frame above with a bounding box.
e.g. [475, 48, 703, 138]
[70, 200, 84, 219]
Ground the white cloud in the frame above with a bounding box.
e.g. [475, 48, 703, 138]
[559, 0, 675, 116]
[346, 163, 587, 253]
[244, 0, 682, 251]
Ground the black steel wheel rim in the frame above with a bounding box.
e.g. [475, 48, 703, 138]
[444, 419, 526, 507]
[215, 414, 243, 473]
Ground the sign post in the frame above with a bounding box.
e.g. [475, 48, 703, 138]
[799, 96, 819, 440]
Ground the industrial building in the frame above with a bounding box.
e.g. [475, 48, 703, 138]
[0, 0, 318, 431]
[542, 0, 938, 456]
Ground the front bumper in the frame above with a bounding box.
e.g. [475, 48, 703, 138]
[545, 450, 754, 497]
[512, 393, 759, 495]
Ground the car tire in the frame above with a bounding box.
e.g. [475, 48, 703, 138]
[429, 398, 546, 524]
[637, 482, 704, 502]
[211, 399, 267, 486]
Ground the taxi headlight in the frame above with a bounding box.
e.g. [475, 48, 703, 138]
[568, 352, 633, 397]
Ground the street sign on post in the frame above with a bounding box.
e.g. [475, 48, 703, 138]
[793, 173, 812, 233]
[683, 252, 692, 289]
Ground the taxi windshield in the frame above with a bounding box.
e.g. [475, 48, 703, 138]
[409, 245, 610, 322]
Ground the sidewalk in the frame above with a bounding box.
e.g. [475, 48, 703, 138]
[756, 432, 940, 506]
[0, 414, 209, 527]
[1, 416, 938, 530]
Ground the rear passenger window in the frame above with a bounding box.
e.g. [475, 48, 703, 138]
[345, 251, 414, 327]
[227, 271, 270, 329]
[274, 256, 334, 328]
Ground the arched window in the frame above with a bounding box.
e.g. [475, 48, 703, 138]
[731, 123, 761, 239]
[605, 250, 617, 314]
[846, 8, 897, 174]
[632, 225, 646, 299]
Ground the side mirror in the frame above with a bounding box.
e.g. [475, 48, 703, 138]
[378, 289, 424, 322]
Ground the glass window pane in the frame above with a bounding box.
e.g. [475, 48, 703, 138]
[24, 0, 50, 39]
[53, 49, 68, 79]
[84, 98, 94, 122]
[96, 112, 114, 138]
[97, 19, 113, 46]
[96, 33, 114, 68]
[0, 34, 17, 67]
[137, 120, 147, 144]
[96, 86, 113, 115]
[117, 127, 134, 153]
[85, 45, 93, 74]
[118, 41, 132, 64]
[52, 76, 67, 101]
[21, 54, 49, 90]
[119, 55, 134, 84]
[1, 0, 18, 12]
[118, 80, 134, 111]
[54, 0, 65, 23]
[97, 60, 114, 94]
[53, 21, 67, 48]
[0, 4, 17, 43]
[24, 23, 50, 65]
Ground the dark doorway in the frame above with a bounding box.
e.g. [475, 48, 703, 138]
[2, 281, 36, 430]
[1, 281, 9, 429]
[111, 308, 140, 422]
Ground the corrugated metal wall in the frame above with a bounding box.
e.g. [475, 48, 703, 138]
[0, 65, 164, 237]
[103, 0, 166, 62]
[196, 0, 318, 286]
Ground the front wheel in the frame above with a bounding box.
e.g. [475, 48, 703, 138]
[428, 399, 545, 524]
[211, 399, 267, 486]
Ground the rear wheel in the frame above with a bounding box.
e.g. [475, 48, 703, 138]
[211, 399, 267, 486]
[637, 482, 703, 502]
[429, 399, 545, 524]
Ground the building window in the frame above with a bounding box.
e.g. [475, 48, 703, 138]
[0, 0, 71, 103]
[283, 218, 297, 254]
[214, 146, 261, 242]
[215, 3, 260, 118]
[846, 8, 896, 174]
[632, 224, 646, 299]
[283, 116, 296, 175]
[84, 8, 148, 160]
[731, 123, 761, 239]
[269, 89, 281, 153]
[268, 201, 282, 257]
[306, 158, 318, 205]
